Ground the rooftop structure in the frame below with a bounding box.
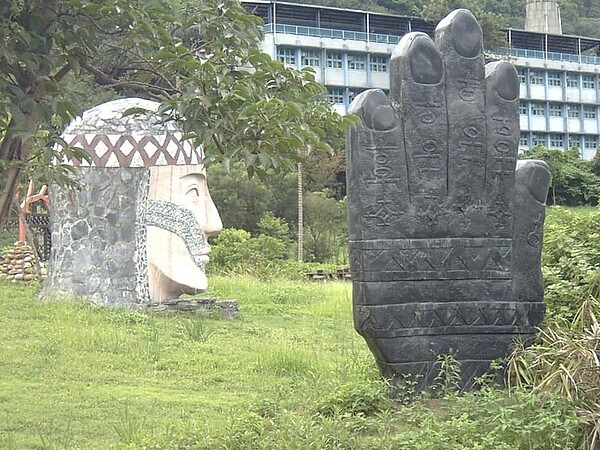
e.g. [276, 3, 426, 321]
[524, 0, 562, 35]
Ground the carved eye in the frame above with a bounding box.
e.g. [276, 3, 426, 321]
[186, 187, 200, 197]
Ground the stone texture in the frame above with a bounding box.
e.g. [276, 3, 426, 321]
[346, 9, 552, 391]
[42, 98, 222, 307]
[0, 241, 44, 283]
[41, 167, 150, 307]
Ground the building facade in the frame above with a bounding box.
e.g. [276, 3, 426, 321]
[242, 0, 600, 159]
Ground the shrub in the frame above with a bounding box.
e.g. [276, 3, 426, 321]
[542, 207, 600, 320]
[521, 147, 600, 206]
[303, 191, 347, 264]
[507, 297, 600, 449]
[315, 379, 391, 417]
[208, 228, 255, 273]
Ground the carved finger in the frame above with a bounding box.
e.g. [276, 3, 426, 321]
[347, 89, 408, 240]
[512, 160, 551, 303]
[435, 9, 486, 203]
[391, 33, 447, 205]
[484, 61, 519, 237]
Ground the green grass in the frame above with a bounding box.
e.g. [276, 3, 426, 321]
[0, 277, 584, 449]
[0, 278, 374, 449]
[1, 230, 18, 251]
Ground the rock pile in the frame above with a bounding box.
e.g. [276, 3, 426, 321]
[0, 241, 44, 283]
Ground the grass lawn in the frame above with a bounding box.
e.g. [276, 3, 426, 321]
[0, 277, 378, 449]
[0, 276, 583, 449]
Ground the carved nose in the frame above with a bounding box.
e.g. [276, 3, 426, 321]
[203, 194, 223, 237]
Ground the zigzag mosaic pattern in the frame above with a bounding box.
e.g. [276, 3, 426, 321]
[356, 301, 545, 337]
[350, 238, 512, 281]
[63, 133, 203, 167]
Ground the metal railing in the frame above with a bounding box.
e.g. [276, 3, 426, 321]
[263, 23, 600, 65]
[263, 23, 401, 44]
[489, 47, 600, 65]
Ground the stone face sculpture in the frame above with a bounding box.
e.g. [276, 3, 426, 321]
[42, 98, 222, 306]
[346, 9, 552, 390]
[146, 165, 222, 301]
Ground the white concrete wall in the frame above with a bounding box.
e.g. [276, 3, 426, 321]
[530, 116, 547, 131]
[583, 119, 598, 133]
[547, 86, 562, 101]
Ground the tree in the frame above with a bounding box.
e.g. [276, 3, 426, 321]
[0, 0, 356, 227]
[206, 163, 297, 235]
[521, 146, 600, 206]
[591, 149, 600, 177]
[419, 0, 506, 48]
[303, 190, 347, 263]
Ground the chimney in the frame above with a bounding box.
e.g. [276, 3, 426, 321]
[525, 0, 562, 34]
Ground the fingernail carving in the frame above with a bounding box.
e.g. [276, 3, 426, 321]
[409, 36, 443, 84]
[362, 90, 396, 131]
[487, 62, 519, 101]
[436, 9, 482, 58]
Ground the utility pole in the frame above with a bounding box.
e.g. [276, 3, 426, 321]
[297, 162, 304, 261]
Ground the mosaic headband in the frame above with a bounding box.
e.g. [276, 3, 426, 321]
[60, 98, 203, 167]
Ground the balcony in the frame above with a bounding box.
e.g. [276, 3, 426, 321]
[489, 47, 600, 66]
[263, 23, 600, 66]
[263, 23, 401, 45]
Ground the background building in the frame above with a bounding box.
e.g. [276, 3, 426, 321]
[242, 0, 600, 159]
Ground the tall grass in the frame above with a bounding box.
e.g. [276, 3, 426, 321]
[508, 297, 600, 449]
[0, 275, 586, 449]
[3, 206, 599, 448]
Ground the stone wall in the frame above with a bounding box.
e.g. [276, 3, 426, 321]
[42, 167, 150, 306]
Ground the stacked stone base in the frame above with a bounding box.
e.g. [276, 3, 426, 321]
[0, 242, 45, 283]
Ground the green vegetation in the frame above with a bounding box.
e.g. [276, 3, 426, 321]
[521, 147, 600, 207]
[0, 0, 356, 226]
[1, 206, 599, 448]
[0, 277, 585, 449]
[508, 297, 600, 450]
[0, 230, 17, 251]
[542, 207, 600, 321]
[208, 164, 348, 265]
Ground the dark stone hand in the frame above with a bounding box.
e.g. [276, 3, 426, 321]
[346, 9, 551, 391]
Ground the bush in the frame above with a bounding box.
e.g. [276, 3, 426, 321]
[315, 379, 391, 417]
[507, 297, 600, 449]
[208, 228, 287, 275]
[521, 147, 600, 206]
[542, 207, 600, 320]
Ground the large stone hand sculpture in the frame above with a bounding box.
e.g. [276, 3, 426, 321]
[347, 9, 552, 391]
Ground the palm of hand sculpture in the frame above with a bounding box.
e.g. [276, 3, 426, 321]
[347, 9, 551, 391]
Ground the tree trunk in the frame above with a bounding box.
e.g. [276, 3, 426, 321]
[0, 119, 37, 229]
[0, 167, 22, 230]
